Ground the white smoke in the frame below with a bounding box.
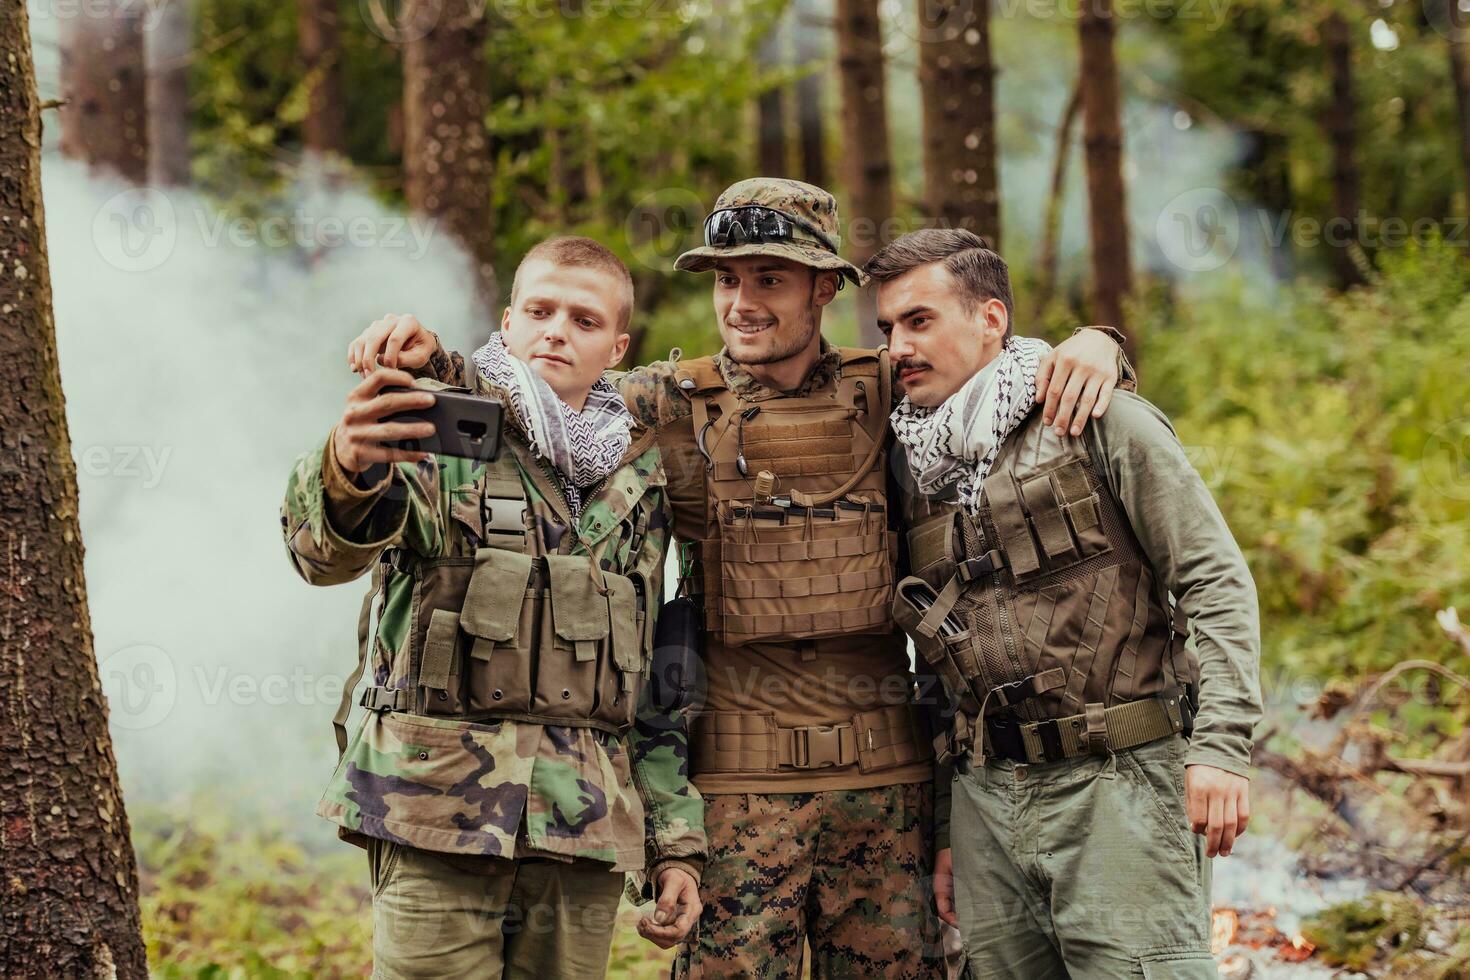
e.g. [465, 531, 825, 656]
[33, 10, 492, 842]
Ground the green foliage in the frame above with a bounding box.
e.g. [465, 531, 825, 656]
[134, 798, 673, 977]
[1139, 238, 1470, 712]
[1302, 891, 1427, 970]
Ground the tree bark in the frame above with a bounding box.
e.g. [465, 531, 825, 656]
[1078, 0, 1135, 359]
[1036, 80, 1082, 311]
[147, 0, 190, 186]
[793, 0, 827, 187]
[1323, 11, 1363, 287]
[58, 1, 149, 183]
[298, 0, 348, 157]
[835, 0, 893, 347]
[404, 0, 496, 310]
[0, 5, 149, 976]
[1447, 20, 1470, 216]
[756, 22, 789, 176]
[918, 0, 1000, 246]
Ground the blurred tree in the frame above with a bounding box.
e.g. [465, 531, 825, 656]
[1036, 79, 1082, 310]
[59, 0, 149, 183]
[835, 0, 893, 345]
[1078, 0, 1134, 357]
[1323, 9, 1365, 286]
[0, 5, 148, 976]
[147, 0, 191, 186]
[793, 0, 828, 186]
[1446, 12, 1470, 210]
[757, 16, 791, 176]
[298, 0, 348, 157]
[403, 0, 496, 310]
[918, 0, 1001, 245]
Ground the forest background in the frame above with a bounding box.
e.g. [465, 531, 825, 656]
[5, 0, 1470, 974]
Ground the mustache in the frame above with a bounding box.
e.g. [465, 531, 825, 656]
[896, 358, 933, 372]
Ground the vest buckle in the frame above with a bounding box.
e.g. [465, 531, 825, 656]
[957, 550, 1006, 583]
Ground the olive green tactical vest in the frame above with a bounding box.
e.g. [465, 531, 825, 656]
[675, 348, 897, 647]
[895, 408, 1197, 763]
[358, 438, 656, 736]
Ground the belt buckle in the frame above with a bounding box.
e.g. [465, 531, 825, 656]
[986, 712, 1026, 762]
[791, 725, 842, 769]
[1036, 718, 1064, 763]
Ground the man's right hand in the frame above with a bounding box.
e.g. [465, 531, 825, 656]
[348, 314, 437, 377]
[332, 368, 438, 474]
[934, 846, 958, 928]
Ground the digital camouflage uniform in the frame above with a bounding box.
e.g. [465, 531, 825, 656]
[281, 370, 705, 977]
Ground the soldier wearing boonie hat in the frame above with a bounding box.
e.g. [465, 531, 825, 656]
[673, 177, 868, 287]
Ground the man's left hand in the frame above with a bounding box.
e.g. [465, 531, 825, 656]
[1034, 327, 1122, 436]
[1185, 764, 1251, 857]
[636, 866, 701, 948]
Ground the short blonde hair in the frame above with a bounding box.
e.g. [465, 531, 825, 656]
[511, 236, 635, 332]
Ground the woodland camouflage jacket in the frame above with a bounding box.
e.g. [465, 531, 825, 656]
[280, 374, 705, 882]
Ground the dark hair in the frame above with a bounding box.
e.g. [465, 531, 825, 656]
[863, 228, 1014, 339]
[512, 236, 635, 332]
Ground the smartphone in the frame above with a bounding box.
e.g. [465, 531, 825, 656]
[379, 385, 505, 462]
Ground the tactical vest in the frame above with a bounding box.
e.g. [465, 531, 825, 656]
[676, 348, 897, 647]
[337, 436, 656, 751]
[893, 409, 1198, 767]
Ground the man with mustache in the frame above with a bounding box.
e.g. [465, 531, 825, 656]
[873, 229, 1260, 978]
[348, 179, 1128, 977]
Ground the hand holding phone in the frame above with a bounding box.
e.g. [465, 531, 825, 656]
[379, 385, 504, 463]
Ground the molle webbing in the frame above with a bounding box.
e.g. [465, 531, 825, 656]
[689, 702, 930, 775]
[679, 349, 897, 647]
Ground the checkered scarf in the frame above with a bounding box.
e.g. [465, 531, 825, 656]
[471, 332, 632, 516]
[890, 336, 1051, 514]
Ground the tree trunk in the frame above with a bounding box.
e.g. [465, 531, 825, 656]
[756, 22, 789, 176]
[1323, 11, 1363, 287]
[793, 0, 827, 186]
[1036, 80, 1082, 311]
[835, 0, 893, 347]
[404, 0, 496, 310]
[1078, 0, 1135, 359]
[298, 0, 348, 157]
[58, 1, 149, 183]
[1447, 21, 1470, 215]
[0, 5, 149, 977]
[147, 0, 190, 186]
[918, 0, 1000, 246]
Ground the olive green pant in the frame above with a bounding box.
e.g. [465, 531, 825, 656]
[367, 840, 625, 979]
[950, 734, 1216, 979]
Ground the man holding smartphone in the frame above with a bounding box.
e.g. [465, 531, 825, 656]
[281, 236, 705, 978]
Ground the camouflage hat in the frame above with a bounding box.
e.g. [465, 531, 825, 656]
[674, 177, 868, 286]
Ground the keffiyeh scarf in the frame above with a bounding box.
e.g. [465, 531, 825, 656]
[471, 332, 632, 517]
[890, 336, 1051, 515]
